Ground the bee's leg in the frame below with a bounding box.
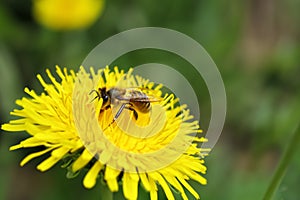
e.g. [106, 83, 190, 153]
[125, 107, 138, 120]
[113, 103, 126, 121]
[102, 105, 111, 111]
[104, 103, 126, 131]
[100, 105, 111, 113]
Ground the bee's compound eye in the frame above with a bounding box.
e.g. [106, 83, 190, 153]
[103, 95, 109, 102]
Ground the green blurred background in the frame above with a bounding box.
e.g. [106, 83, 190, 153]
[1, 0, 300, 199]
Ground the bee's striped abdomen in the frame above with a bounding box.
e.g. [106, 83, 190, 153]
[129, 90, 151, 113]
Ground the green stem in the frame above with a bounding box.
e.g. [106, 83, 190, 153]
[263, 123, 300, 200]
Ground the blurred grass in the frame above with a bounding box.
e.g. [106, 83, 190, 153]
[1, 0, 300, 199]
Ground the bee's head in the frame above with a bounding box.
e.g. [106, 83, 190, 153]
[90, 87, 110, 106]
[99, 87, 110, 105]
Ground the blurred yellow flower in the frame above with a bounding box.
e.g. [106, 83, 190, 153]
[2, 66, 209, 200]
[33, 0, 105, 30]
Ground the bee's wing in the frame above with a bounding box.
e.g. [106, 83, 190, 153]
[132, 96, 162, 102]
[113, 88, 162, 103]
[115, 96, 162, 102]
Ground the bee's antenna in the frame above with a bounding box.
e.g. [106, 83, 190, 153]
[89, 89, 100, 103]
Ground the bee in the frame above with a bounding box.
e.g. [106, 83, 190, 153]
[90, 87, 162, 129]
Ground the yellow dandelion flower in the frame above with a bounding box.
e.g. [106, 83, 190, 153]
[33, 0, 105, 30]
[2, 66, 209, 200]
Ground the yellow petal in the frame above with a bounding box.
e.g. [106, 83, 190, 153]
[148, 172, 174, 200]
[180, 167, 207, 185]
[1, 123, 25, 132]
[37, 156, 58, 171]
[163, 174, 188, 200]
[104, 166, 121, 192]
[150, 190, 158, 200]
[123, 173, 139, 200]
[83, 161, 103, 189]
[139, 173, 151, 191]
[72, 148, 94, 172]
[177, 177, 199, 199]
[20, 147, 55, 166]
[9, 137, 51, 150]
[148, 177, 158, 200]
[37, 146, 69, 171]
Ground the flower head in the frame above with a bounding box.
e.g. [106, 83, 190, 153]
[33, 0, 105, 30]
[2, 66, 209, 200]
